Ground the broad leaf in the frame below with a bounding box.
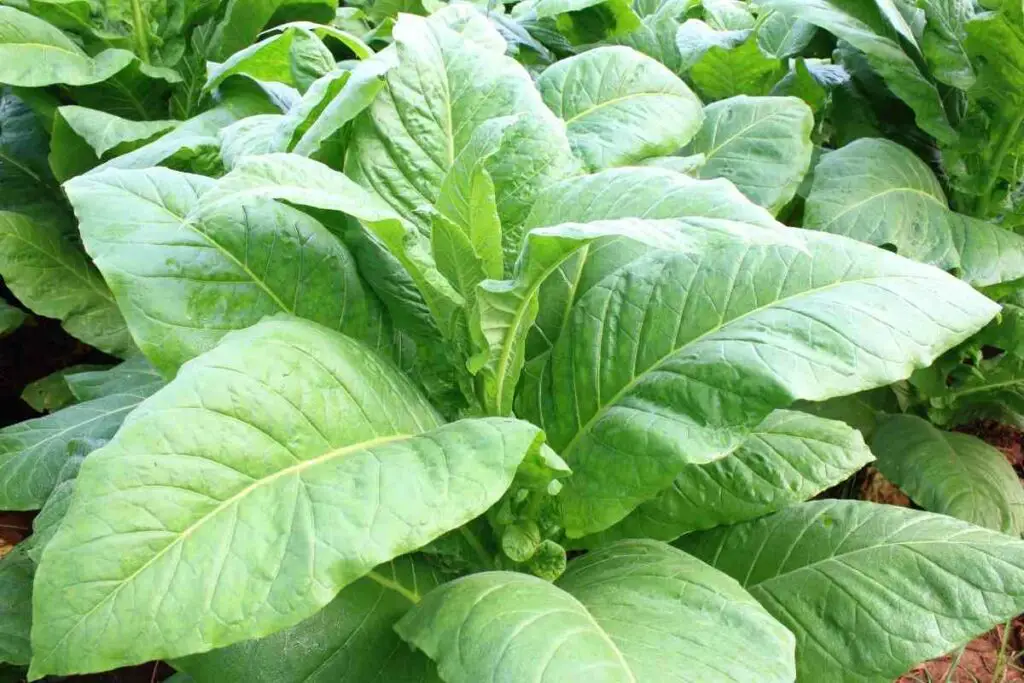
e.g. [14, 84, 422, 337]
[537, 46, 703, 171]
[175, 556, 442, 683]
[920, 0, 975, 89]
[396, 539, 795, 682]
[515, 216, 997, 537]
[0, 548, 32, 666]
[684, 95, 813, 214]
[677, 500, 1024, 682]
[689, 34, 787, 101]
[346, 12, 581, 263]
[49, 106, 177, 181]
[65, 164, 390, 375]
[756, 10, 817, 59]
[23, 437, 96, 564]
[804, 138, 1024, 287]
[30, 317, 546, 677]
[578, 410, 874, 546]
[0, 364, 162, 510]
[0, 212, 135, 357]
[758, 0, 955, 143]
[872, 415, 1024, 535]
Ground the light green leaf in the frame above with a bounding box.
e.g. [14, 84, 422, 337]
[267, 20, 375, 59]
[685, 95, 813, 214]
[217, 115, 287, 169]
[0, 373, 162, 510]
[610, 0, 694, 73]
[23, 437, 97, 564]
[0, 212, 135, 357]
[66, 164, 391, 375]
[872, 414, 1024, 535]
[175, 556, 442, 683]
[53, 107, 177, 160]
[346, 12, 581, 264]
[758, 0, 956, 143]
[516, 217, 997, 537]
[804, 138, 1024, 287]
[637, 152, 706, 174]
[703, 0, 754, 30]
[30, 317, 546, 677]
[0, 7, 136, 87]
[209, 0, 335, 61]
[396, 539, 795, 683]
[196, 153, 464, 343]
[20, 364, 108, 413]
[675, 18, 750, 71]
[49, 106, 177, 181]
[579, 410, 874, 546]
[513, 0, 641, 43]
[63, 356, 164, 402]
[93, 84, 278, 174]
[677, 500, 1024, 682]
[205, 27, 336, 94]
[538, 46, 703, 171]
[756, 10, 818, 59]
[0, 301, 25, 338]
[0, 548, 32, 665]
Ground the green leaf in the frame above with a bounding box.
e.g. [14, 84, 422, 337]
[0, 371, 162, 510]
[920, 0, 975, 89]
[0, 7, 135, 87]
[578, 410, 874, 546]
[608, 0, 693, 73]
[0, 548, 32, 666]
[0, 301, 25, 338]
[513, 0, 641, 43]
[30, 317, 546, 677]
[684, 95, 814, 214]
[23, 437, 97, 564]
[175, 556, 442, 683]
[678, 23, 787, 101]
[217, 115, 287, 170]
[92, 85, 279, 174]
[758, 0, 956, 143]
[872, 414, 1024, 535]
[804, 138, 1024, 287]
[0, 89, 59, 217]
[0, 212, 135, 357]
[703, 0, 754, 30]
[675, 18, 750, 71]
[756, 10, 818, 59]
[537, 46, 703, 171]
[677, 500, 1024, 682]
[63, 355, 164, 402]
[20, 364, 107, 413]
[65, 163, 390, 375]
[205, 27, 336, 94]
[516, 216, 997, 537]
[346, 12, 581, 265]
[208, 0, 335, 61]
[48, 106, 177, 181]
[396, 539, 795, 682]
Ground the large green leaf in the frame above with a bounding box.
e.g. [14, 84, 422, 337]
[0, 548, 32, 666]
[65, 164, 391, 375]
[176, 556, 442, 683]
[684, 95, 813, 214]
[20, 364, 107, 413]
[30, 317, 546, 677]
[397, 539, 794, 682]
[756, 10, 818, 59]
[515, 217, 997, 537]
[0, 89, 58, 216]
[677, 500, 1024, 682]
[758, 0, 955, 143]
[804, 138, 1024, 287]
[0, 212, 135, 357]
[346, 12, 581, 263]
[688, 33, 787, 101]
[537, 46, 703, 171]
[872, 414, 1024, 535]
[609, 0, 693, 73]
[578, 410, 874, 546]
[0, 364, 162, 510]
[23, 438, 95, 564]
[0, 301, 24, 338]
[0, 7, 134, 87]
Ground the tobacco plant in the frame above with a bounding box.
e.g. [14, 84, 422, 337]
[1, 1, 1024, 682]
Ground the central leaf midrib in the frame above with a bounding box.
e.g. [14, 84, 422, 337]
[563, 89, 684, 125]
[37, 432, 412, 665]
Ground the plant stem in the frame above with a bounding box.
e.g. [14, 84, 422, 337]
[943, 644, 965, 683]
[976, 109, 1024, 219]
[459, 526, 494, 570]
[992, 618, 1014, 683]
[130, 0, 152, 63]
